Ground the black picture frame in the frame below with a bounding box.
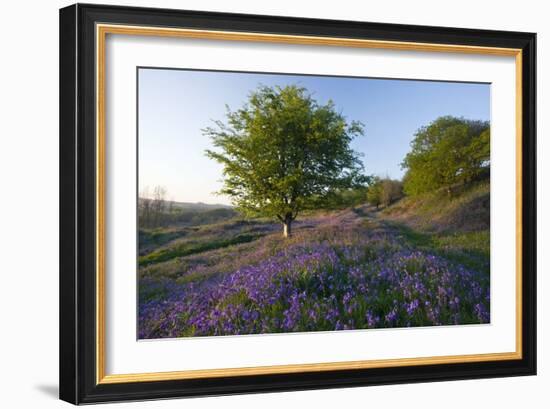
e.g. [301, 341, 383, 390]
[60, 3, 536, 404]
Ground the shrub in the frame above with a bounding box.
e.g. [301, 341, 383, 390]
[380, 179, 403, 207]
[367, 177, 403, 208]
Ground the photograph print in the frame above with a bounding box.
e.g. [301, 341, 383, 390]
[137, 68, 491, 339]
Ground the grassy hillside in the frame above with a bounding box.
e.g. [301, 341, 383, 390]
[169, 201, 232, 211]
[138, 182, 491, 339]
[381, 180, 489, 233]
[379, 180, 490, 275]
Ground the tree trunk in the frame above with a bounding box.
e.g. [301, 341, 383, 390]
[282, 217, 292, 238]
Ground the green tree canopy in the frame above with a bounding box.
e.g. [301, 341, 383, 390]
[401, 116, 490, 196]
[204, 85, 367, 237]
[380, 178, 403, 207]
[366, 176, 403, 209]
[366, 176, 382, 209]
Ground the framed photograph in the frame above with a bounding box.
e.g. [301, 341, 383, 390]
[59, 3, 536, 404]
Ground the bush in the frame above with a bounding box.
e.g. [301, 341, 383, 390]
[380, 179, 403, 207]
[367, 177, 403, 208]
[324, 187, 369, 209]
[366, 177, 382, 208]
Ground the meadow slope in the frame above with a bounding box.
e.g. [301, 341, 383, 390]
[138, 182, 490, 339]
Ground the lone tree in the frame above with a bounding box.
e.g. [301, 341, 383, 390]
[204, 85, 366, 237]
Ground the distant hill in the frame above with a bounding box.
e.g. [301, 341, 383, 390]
[138, 198, 237, 229]
[138, 197, 232, 212]
[169, 201, 233, 211]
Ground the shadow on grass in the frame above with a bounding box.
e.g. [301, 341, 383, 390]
[383, 220, 490, 275]
[139, 233, 262, 266]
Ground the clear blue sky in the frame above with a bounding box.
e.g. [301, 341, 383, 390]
[138, 68, 490, 205]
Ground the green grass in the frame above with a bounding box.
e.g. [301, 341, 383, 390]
[139, 228, 191, 250]
[377, 180, 490, 275]
[382, 180, 489, 233]
[138, 233, 261, 266]
[385, 221, 489, 275]
[175, 270, 215, 285]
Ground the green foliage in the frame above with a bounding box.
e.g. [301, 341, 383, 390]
[380, 178, 403, 207]
[367, 177, 402, 208]
[204, 85, 367, 233]
[366, 176, 382, 208]
[401, 116, 490, 196]
[323, 186, 370, 209]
